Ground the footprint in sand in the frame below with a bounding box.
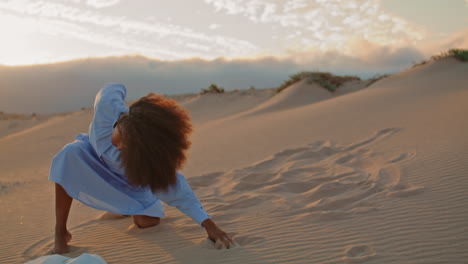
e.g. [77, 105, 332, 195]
[194, 128, 422, 222]
[343, 128, 401, 152]
[387, 184, 424, 197]
[369, 165, 401, 187]
[188, 171, 224, 188]
[231, 180, 268, 193]
[261, 181, 321, 194]
[232, 172, 280, 183]
[343, 245, 377, 263]
[386, 151, 416, 164]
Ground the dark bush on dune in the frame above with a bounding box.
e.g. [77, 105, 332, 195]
[412, 48, 467, 69]
[200, 84, 225, 94]
[277, 72, 360, 93]
[431, 49, 468, 62]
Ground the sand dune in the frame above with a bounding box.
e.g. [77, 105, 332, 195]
[0, 113, 52, 140]
[0, 57, 467, 263]
[180, 88, 275, 123]
[231, 78, 371, 117]
[242, 79, 334, 116]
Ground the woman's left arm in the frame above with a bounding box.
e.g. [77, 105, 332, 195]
[89, 83, 128, 157]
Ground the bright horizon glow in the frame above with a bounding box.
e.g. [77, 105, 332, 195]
[0, 0, 467, 66]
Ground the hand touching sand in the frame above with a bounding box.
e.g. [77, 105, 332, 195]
[202, 219, 234, 249]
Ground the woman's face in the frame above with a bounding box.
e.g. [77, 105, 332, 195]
[111, 124, 123, 151]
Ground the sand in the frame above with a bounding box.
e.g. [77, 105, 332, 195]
[0, 57, 467, 263]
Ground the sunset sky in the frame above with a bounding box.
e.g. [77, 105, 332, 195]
[0, 0, 467, 66]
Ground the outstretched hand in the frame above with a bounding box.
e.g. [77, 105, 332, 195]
[202, 218, 234, 249]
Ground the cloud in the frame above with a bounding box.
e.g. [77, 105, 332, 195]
[279, 35, 427, 78]
[440, 29, 468, 49]
[0, 0, 258, 60]
[85, 0, 120, 8]
[0, 0, 457, 70]
[420, 28, 468, 57]
[204, 0, 427, 53]
[209, 23, 221, 29]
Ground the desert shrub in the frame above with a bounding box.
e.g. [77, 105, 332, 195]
[431, 49, 468, 62]
[277, 72, 360, 93]
[451, 49, 468, 61]
[276, 73, 305, 93]
[201, 84, 225, 94]
[412, 48, 467, 69]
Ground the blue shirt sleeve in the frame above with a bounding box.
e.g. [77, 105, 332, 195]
[155, 172, 210, 226]
[88, 84, 209, 226]
[88, 83, 129, 157]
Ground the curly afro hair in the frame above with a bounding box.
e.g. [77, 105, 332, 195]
[116, 93, 192, 192]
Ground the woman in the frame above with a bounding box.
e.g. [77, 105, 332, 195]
[49, 83, 233, 254]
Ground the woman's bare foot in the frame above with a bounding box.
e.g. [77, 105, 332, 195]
[132, 215, 160, 228]
[53, 229, 72, 254]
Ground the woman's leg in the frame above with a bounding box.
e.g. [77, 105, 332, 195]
[132, 215, 160, 228]
[53, 183, 73, 254]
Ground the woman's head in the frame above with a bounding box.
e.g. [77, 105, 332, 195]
[112, 93, 192, 192]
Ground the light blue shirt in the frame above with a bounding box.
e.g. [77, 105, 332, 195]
[88, 83, 210, 225]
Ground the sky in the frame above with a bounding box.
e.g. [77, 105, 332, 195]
[0, 0, 467, 66]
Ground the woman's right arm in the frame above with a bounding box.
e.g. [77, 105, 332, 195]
[155, 172, 234, 249]
[88, 83, 128, 157]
